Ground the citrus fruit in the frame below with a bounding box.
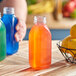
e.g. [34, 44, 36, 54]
[62, 35, 76, 58]
[68, 39, 76, 58]
[61, 35, 72, 53]
[70, 24, 76, 38]
[62, 35, 72, 48]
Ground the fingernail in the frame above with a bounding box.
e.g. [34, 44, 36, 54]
[16, 34, 19, 41]
[16, 25, 19, 30]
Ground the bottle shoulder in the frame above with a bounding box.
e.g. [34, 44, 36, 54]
[1, 14, 18, 24]
[44, 25, 51, 34]
[2, 14, 16, 19]
[30, 25, 51, 35]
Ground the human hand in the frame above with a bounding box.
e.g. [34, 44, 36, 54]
[15, 19, 26, 42]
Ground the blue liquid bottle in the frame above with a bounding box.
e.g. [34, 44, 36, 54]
[1, 7, 19, 55]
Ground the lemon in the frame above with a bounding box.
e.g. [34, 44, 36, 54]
[62, 35, 71, 48]
[62, 35, 76, 58]
[70, 24, 76, 38]
[61, 35, 72, 53]
[68, 39, 76, 58]
[68, 39, 76, 49]
[61, 24, 76, 58]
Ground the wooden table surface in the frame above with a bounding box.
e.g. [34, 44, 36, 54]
[0, 41, 76, 76]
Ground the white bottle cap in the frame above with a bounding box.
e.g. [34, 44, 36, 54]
[34, 16, 46, 24]
[3, 7, 14, 14]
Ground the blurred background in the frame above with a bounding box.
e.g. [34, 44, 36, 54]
[25, 0, 76, 40]
[1, 0, 76, 40]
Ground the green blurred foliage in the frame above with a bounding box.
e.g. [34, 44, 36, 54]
[70, 9, 76, 18]
[62, 1, 67, 7]
[26, 0, 37, 5]
[27, 0, 37, 14]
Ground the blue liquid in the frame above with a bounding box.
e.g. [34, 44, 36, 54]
[1, 14, 19, 55]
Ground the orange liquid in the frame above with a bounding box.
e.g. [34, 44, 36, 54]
[29, 24, 51, 70]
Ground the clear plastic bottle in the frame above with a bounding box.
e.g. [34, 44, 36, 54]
[1, 7, 19, 55]
[29, 16, 52, 70]
[0, 12, 6, 61]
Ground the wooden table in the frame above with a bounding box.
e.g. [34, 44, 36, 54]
[0, 41, 76, 76]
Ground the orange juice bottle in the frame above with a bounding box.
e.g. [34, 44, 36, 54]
[29, 16, 51, 70]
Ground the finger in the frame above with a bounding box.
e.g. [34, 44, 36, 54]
[15, 32, 22, 42]
[16, 24, 26, 36]
[15, 31, 25, 42]
[15, 24, 26, 42]
[16, 22, 26, 31]
[15, 22, 21, 31]
[15, 33, 19, 42]
[16, 25, 19, 31]
[17, 18, 25, 27]
[18, 30, 26, 39]
[15, 18, 23, 31]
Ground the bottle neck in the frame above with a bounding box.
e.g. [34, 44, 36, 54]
[34, 16, 46, 25]
[3, 7, 14, 14]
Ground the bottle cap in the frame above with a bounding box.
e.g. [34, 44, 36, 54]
[3, 7, 14, 14]
[34, 16, 46, 24]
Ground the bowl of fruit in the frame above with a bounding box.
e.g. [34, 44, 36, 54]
[57, 24, 76, 63]
[63, 0, 76, 18]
